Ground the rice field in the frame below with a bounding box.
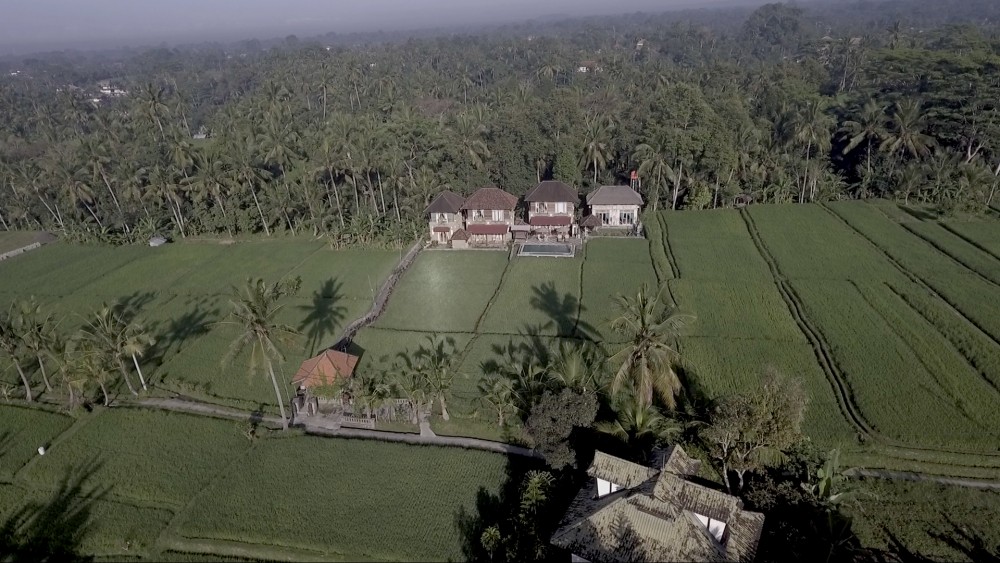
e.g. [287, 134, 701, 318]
[173, 436, 510, 561]
[0, 404, 514, 561]
[650, 201, 1000, 476]
[0, 239, 398, 408]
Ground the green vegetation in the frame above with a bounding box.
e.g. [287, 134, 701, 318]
[0, 405, 513, 561]
[647, 202, 1000, 481]
[374, 251, 507, 333]
[174, 437, 509, 561]
[0, 241, 397, 409]
[0, 406, 75, 480]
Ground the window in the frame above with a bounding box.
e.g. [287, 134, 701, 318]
[436, 213, 450, 223]
[695, 513, 728, 543]
[598, 212, 610, 225]
[620, 212, 634, 225]
[492, 209, 505, 221]
[596, 478, 622, 498]
[536, 202, 548, 213]
[555, 202, 567, 214]
[473, 210, 485, 221]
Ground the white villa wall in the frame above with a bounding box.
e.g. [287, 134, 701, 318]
[589, 204, 639, 227]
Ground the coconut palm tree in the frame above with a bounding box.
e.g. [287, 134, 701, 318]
[597, 391, 681, 448]
[478, 375, 518, 428]
[608, 284, 692, 409]
[791, 98, 835, 203]
[220, 278, 302, 430]
[880, 99, 935, 161]
[580, 116, 615, 185]
[73, 339, 115, 407]
[546, 341, 602, 395]
[633, 135, 675, 211]
[415, 335, 458, 421]
[840, 99, 888, 183]
[0, 311, 32, 402]
[79, 306, 138, 397]
[122, 322, 155, 391]
[13, 297, 58, 392]
[392, 370, 430, 424]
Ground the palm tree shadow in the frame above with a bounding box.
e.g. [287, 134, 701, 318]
[529, 282, 596, 341]
[297, 278, 348, 356]
[928, 515, 1000, 562]
[145, 295, 221, 378]
[1, 457, 108, 562]
[110, 291, 157, 322]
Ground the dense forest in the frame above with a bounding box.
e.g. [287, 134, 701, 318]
[1, 0, 999, 246]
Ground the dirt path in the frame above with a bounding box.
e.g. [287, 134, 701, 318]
[137, 397, 541, 459]
[847, 468, 1000, 490]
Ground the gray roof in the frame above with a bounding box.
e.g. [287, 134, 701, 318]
[524, 181, 579, 203]
[551, 447, 764, 563]
[586, 185, 644, 206]
[425, 191, 465, 214]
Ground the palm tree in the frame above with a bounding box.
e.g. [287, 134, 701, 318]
[56, 342, 88, 409]
[608, 284, 692, 409]
[580, 116, 615, 185]
[840, 99, 888, 183]
[122, 323, 155, 391]
[546, 341, 602, 395]
[220, 278, 302, 430]
[415, 335, 458, 421]
[392, 370, 430, 424]
[0, 311, 32, 402]
[74, 339, 115, 407]
[13, 298, 58, 392]
[791, 99, 835, 203]
[597, 391, 681, 448]
[478, 375, 518, 428]
[880, 99, 935, 161]
[634, 135, 675, 211]
[79, 307, 138, 397]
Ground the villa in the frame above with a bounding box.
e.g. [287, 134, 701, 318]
[551, 446, 764, 562]
[584, 185, 643, 229]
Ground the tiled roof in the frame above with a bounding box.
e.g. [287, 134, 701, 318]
[552, 449, 764, 563]
[581, 215, 603, 228]
[529, 215, 573, 226]
[587, 185, 644, 206]
[467, 224, 510, 235]
[452, 229, 470, 241]
[588, 451, 658, 489]
[524, 181, 579, 203]
[425, 191, 465, 214]
[462, 187, 519, 210]
[292, 350, 359, 388]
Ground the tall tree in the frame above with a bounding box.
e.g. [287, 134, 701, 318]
[220, 278, 302, 430]
[608, 284, 692, 409]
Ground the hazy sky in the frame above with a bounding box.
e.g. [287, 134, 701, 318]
[0, 0, 747, 52]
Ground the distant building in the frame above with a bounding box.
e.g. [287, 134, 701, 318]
[585, 185, 643, 228]
[425, 190, 466, 245]
[577, 61, 604, 73]
[461, 187, 519, 246]
[524, 180, 578, 236]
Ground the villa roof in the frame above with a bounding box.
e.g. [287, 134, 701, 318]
[581, 215, 603, 228]
[462, 187, 519, 211]
[467, 224, 510, 236]
[425, 191, 465, 214]
[292, 350, 359, 389]
[586, 185, 644, 206]
[551, 447, 764, 563]
[451, 229, 470, 241]
[524, 181, 579, 203]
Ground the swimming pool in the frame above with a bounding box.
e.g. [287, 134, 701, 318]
[518, 243, 575, 257]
